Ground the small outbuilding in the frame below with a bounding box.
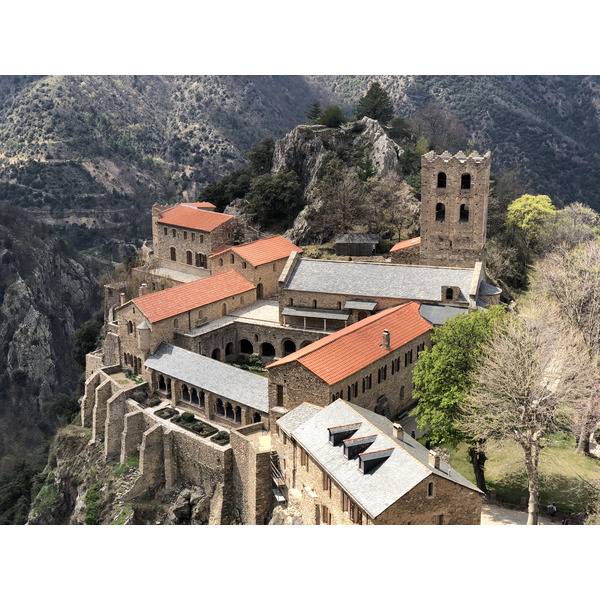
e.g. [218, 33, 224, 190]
[335, 233, 379, 257]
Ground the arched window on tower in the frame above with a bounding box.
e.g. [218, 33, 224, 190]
[461, 173, 471, 189]
[437, 172, 446, 188]
[460, 204, 469, 223]
[435, 202, 445, 222]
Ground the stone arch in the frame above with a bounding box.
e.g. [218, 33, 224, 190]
[257, 283, 264, 299]
[191, 388, 199, 405]
[437, 172, 446, 188]
[216, 398, 224, 416]
[435, 202, 445, 222]
[225, 342, 234, 356]
[182, 384, 191, 403]
[234, 406, 242, 423]
[240, 339, 253, 354]
[158, 375, 167, 393]
[261, 342, 275, 358]
[460, 204, 469, 223]
[253, 412, 261, 423]
[357, 311, 367, 321]
[170, 246, 177, 261]
[225, 402, 234, 420]
[222, 303, 227, 316]
[300, 340, 313, 348]
[212, 348, 221, 361]
[461, 173, 471, 189]
[282, 339, 296, 356]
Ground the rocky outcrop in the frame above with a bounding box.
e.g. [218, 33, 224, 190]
[270, 118, 405, 243]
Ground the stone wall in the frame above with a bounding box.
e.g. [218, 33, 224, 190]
[420, 151, 491, 269]
[390, 244, 420, 265]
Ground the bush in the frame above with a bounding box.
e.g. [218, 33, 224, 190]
[211, 430, 230, 445]
[181, 412, 195, 423]
[132, 390, 146, 404]
[319, 105, 346, 128]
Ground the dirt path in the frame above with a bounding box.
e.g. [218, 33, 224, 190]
[481, 501, 561, 525]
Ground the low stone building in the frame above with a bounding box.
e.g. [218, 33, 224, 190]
[272, 399, 483, 525]
[390, 236, 421, 265]
[210, 235, 303, 299]
[335, 233, 379, 256]
[144, 342, 269, 427]
[267, 302, 432, 426]
[113, 270, 257, 374]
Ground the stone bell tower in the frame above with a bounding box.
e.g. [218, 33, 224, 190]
[419, 150, 491, 269]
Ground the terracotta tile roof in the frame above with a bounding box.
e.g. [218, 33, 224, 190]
[390, 237, 421, 252]
[181, 202, 216, 210]
[267, 302, 432, 385]
[132, 271, 255, 323]
[157, 204, 233, 232]
[211, 235, 303, 266]
[211, 244, 234, 256]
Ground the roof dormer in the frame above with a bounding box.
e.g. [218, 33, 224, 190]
[358, 448, 394, 474]
[328, 423, 361, 446]
[342, 435, 377, 460]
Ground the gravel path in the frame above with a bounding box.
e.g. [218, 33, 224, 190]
[481, 501, 560, 525]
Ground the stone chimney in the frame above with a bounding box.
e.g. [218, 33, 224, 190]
[428, 450, 441, 469]
[392, 423, 404, 441]
[382, 329, 390, 350]
[120, 292, 126, 306]
[139, 283, 148, 297]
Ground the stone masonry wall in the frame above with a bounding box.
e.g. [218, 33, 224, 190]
[420, 151, 491, 269]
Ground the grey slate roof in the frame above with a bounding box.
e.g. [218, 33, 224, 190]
[344, 300, 378, 311]
[278, 399, 481, 519]
[419, 304, 469, 326]
[479, 280, 502, 295]
[281, 306, 350, 321]
[285, 259, 474, 304]
[144, 343, 268, 412]
[335, 233, 379, 244]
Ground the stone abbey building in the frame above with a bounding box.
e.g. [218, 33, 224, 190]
[84, 150, 498, 525]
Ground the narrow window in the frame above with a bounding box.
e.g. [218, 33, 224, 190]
[219, 258, 224, 267]
[289, 298, 294, 307]
[446, 288, 454, 301]
[323, 472, 331, 496]
[342, 492, 349, 512]
[163, 227, 167, 235]
[184, 231, 188, 240]
[276, 384, 284, 407]
[337, 301, 342, 310]
[428, 482, 434, 498]
[191, 233, 195, 242]
[437, 172, 446, 188]
[460, 204, 469, 223]
[321, 505, 331, 525]
[313, 299, 318, 309]
[461, 173, 471, 189]
[435, 202, 445, 222]
[200, 235, 204, 243]
[172, 228, 176, 238]
[230, 254, 235, 264]
[242, 261, 247, 269]
[283, 433, 287, 445]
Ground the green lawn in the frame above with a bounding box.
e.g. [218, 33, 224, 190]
[446, 435, 600, 518]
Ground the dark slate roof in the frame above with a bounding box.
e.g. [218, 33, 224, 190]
[281, 306, 350, 321]
[144, 343, 268, 412]
[335, 234, 379, 244]
[419, 304, 469, 326]
[344, 300, 378, 311]
[479, 280, 502, 295]
[278, 400, 481, 519]
[285, 259, 474, 304]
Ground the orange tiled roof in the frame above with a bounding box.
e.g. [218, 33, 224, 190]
[157, 204, 233, 232]
[211, 244, 234, 256]
[132, 271, 255, 323]
[390, 237, 421, 252]
[211, 235, 303, 266]
[266, 302, 432, 385]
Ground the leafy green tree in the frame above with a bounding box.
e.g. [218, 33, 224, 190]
[72, 310, 104, 366]
[319, 105, 346, 128]
[305, 100, 323, 124]
[506, 194, 557, 247]
[196, 168, 252, 211]
[247, 137, 275, 176]
[411, 306, 507, 492]
[389, 116, 412, 141]
[244, 169, 304, 230]
[355, 82, 394, 125]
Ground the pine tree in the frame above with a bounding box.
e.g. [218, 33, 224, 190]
[305, 100, 322, 124]
[355, 82, 394, 125]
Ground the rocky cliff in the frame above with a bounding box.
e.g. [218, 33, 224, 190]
[270, 117, 405, 243]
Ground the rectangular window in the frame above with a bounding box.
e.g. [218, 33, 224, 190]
[276, 385, 284, 407]
[243, 262, 247, 269]
[323, 472, 331, 497]
[301, 448, 308, 469]
[356, 510, 363, 525]
[163, 227, 167, 235]
[349, 501, 355, 522]
[192, 233, 195, 242]
[321, 505, 331, 525]
[341, 492, 349, 512]
[383, 365, 387, 380]
[283, 433, 287, 445]
[184, 231, 188, 240]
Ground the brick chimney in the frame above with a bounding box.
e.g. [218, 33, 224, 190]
[428, 450, 441, 469]
[120, 292, 126, 306]
[382, 329, 390, 350]
[392, 423, 404, 441]
[139, 283, 148, 297]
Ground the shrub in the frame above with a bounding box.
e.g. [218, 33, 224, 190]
[181, 412, 195, 423]
[211, 430, 230, 445]
[132, 390, 146, 404]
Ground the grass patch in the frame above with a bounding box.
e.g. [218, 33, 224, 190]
[31, 478, 61, 518]
[84, 483, 102, 525]
[112, 454, 139, 477]
[111, 503, 133, 525]
[446, 438, 600, 517]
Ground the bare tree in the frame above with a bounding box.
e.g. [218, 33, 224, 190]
[461, 312, 579, 525]
[532, 241, 600, 454]
[409, 99, 468, 153]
